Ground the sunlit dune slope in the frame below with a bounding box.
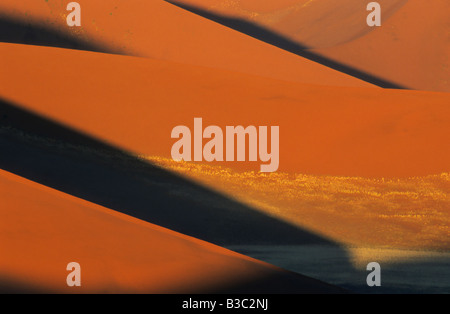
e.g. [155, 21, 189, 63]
[170, 0, 450, 93]
[147, 157, 450, 251]
[0, 43, 448, 177]
[0, 0, 370, 87]
[0, 169, 343, 293]
[170, 0, 407, 49]
[313, 0, 450, 92]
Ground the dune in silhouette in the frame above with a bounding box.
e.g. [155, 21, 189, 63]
[0, 169, 345, 293]
[0, 0, 370, 87]
[0, 43, 448, 178]
[169, 0, 449, 93]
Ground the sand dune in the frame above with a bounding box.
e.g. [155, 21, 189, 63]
[0, 101, 339, 248]
[0, 169, 344, 293]
[0, 43, 448, 177]
[170, 0, 407, 49]
[1, 1, 448, 295]
[0, 0, 370, 87]
[313, 0, 450, 92]
[169, 0, 450, 92]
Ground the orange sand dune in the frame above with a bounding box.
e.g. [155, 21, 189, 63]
[313, 0, 450, 92]
[170, 0, 450, 93]
[0, 43, 449, 177]
[171, 0, 407, 49]
[0, 0, 370, 87]
[0, 169, 341, 293]
[0, 44, 450, 177]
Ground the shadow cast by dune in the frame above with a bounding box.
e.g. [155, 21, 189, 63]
[0, 276, 53, 294]
[206, 270, 349, 294]
[0, 14, 122, 55]
[3, 99, 445, 294]
[0, 97, 342, 248]
[165, 1, 406, 89]
[1, 8, 403, 89]
[0, 97, 357, 293]
[350, 255, 450, 294]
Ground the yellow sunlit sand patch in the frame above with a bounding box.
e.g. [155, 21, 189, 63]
[141, 156, 450, 251]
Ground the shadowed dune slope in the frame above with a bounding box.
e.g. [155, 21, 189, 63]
[0, 43, 449, 177]
[0, 0, 370, 87]
[0, 169, 345, 293]
[0, 96, 340, 247]
[169, 0, 450, 92]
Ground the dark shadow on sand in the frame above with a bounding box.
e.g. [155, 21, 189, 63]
[0, 14, 122, 54]
[165, 1, 405, 89]
[0, 97, 356, 293]
[0, 272, 348, 294]
[1, 8, 403, 89]
[0, 97, 341, 247]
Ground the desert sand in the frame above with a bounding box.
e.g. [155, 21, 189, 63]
[314, 0, 450, 93]
[169, 0, 407, 49]
[0, 169, 344, 293]
[0, 0, 448, 294]
[169, 0, 450, 92]
[147, 157, 450, 251]
[0, 0, 371, 87]
[0, 43, 448, 178]
[0, 42, 448, 254]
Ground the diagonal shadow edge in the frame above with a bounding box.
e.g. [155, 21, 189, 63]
[0, 97, 348, 250]
[0, 14, 124, 55]
[165, 1, 406, 89]
[2, 7, 404, 90]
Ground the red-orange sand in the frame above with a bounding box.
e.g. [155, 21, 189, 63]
[170, 0, 450, 93]
[314, 0, 450, 93]
[171, 0, 407, 49]
[0, 43, 448, 177]
[0, 169, 334, 293]
[0, 1, 448, 294]
[0, 0, 371, 87]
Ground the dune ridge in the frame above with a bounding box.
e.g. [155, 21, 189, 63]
[0, 0, 371, 87]
[0, 43, 448, 177]
[0, 169, 345, 293]
[169, 0, 450, 92]
[0, 0, 448, 295]
[314, 0, 450, 93]
[169, 0, 407, 49]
